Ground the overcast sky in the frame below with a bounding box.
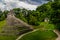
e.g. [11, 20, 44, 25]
[0, 0, 48, 11]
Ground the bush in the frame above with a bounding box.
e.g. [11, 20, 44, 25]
[40, 22, 55, 30]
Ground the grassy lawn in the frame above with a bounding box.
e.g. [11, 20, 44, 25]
[0, 20, 6, 32]
[0, 20, 6, 27]
[0, 35, 18, 40]
[20, 30, 57, 40]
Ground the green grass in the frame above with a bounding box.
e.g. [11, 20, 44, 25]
[0, 20, 6, 32]
[0, 35, 18, 40]
[0, 20, 6, 27]
[20, 30, 57, 40]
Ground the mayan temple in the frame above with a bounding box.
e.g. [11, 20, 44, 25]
[0, 10, 33, 35]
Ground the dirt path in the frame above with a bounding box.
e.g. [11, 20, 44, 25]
[16, 29, 39, 40]
[53, 30, 60, 40]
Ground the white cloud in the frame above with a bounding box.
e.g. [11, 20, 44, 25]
[17, 1, 37, 10]
[0, 0, 48, 11]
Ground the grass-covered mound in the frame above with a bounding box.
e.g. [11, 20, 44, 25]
[20, 30, 57, 40]
[0, 20, 18, 40]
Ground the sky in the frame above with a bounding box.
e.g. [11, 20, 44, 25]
[0, 0, 48, 11]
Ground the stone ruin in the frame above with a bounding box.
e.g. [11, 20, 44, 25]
[1, 10, 33, 35]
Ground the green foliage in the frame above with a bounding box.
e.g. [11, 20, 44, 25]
[3, 10, 9, 18]
[13, 8, 40, 26]
[56, 23, 60, 31]
[36, 0, 60, 30]
[40, 22, 55, 30]
[50, 1, 60, 24]
[0, 10, 9, 21]
[36, 3, 51, 12]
